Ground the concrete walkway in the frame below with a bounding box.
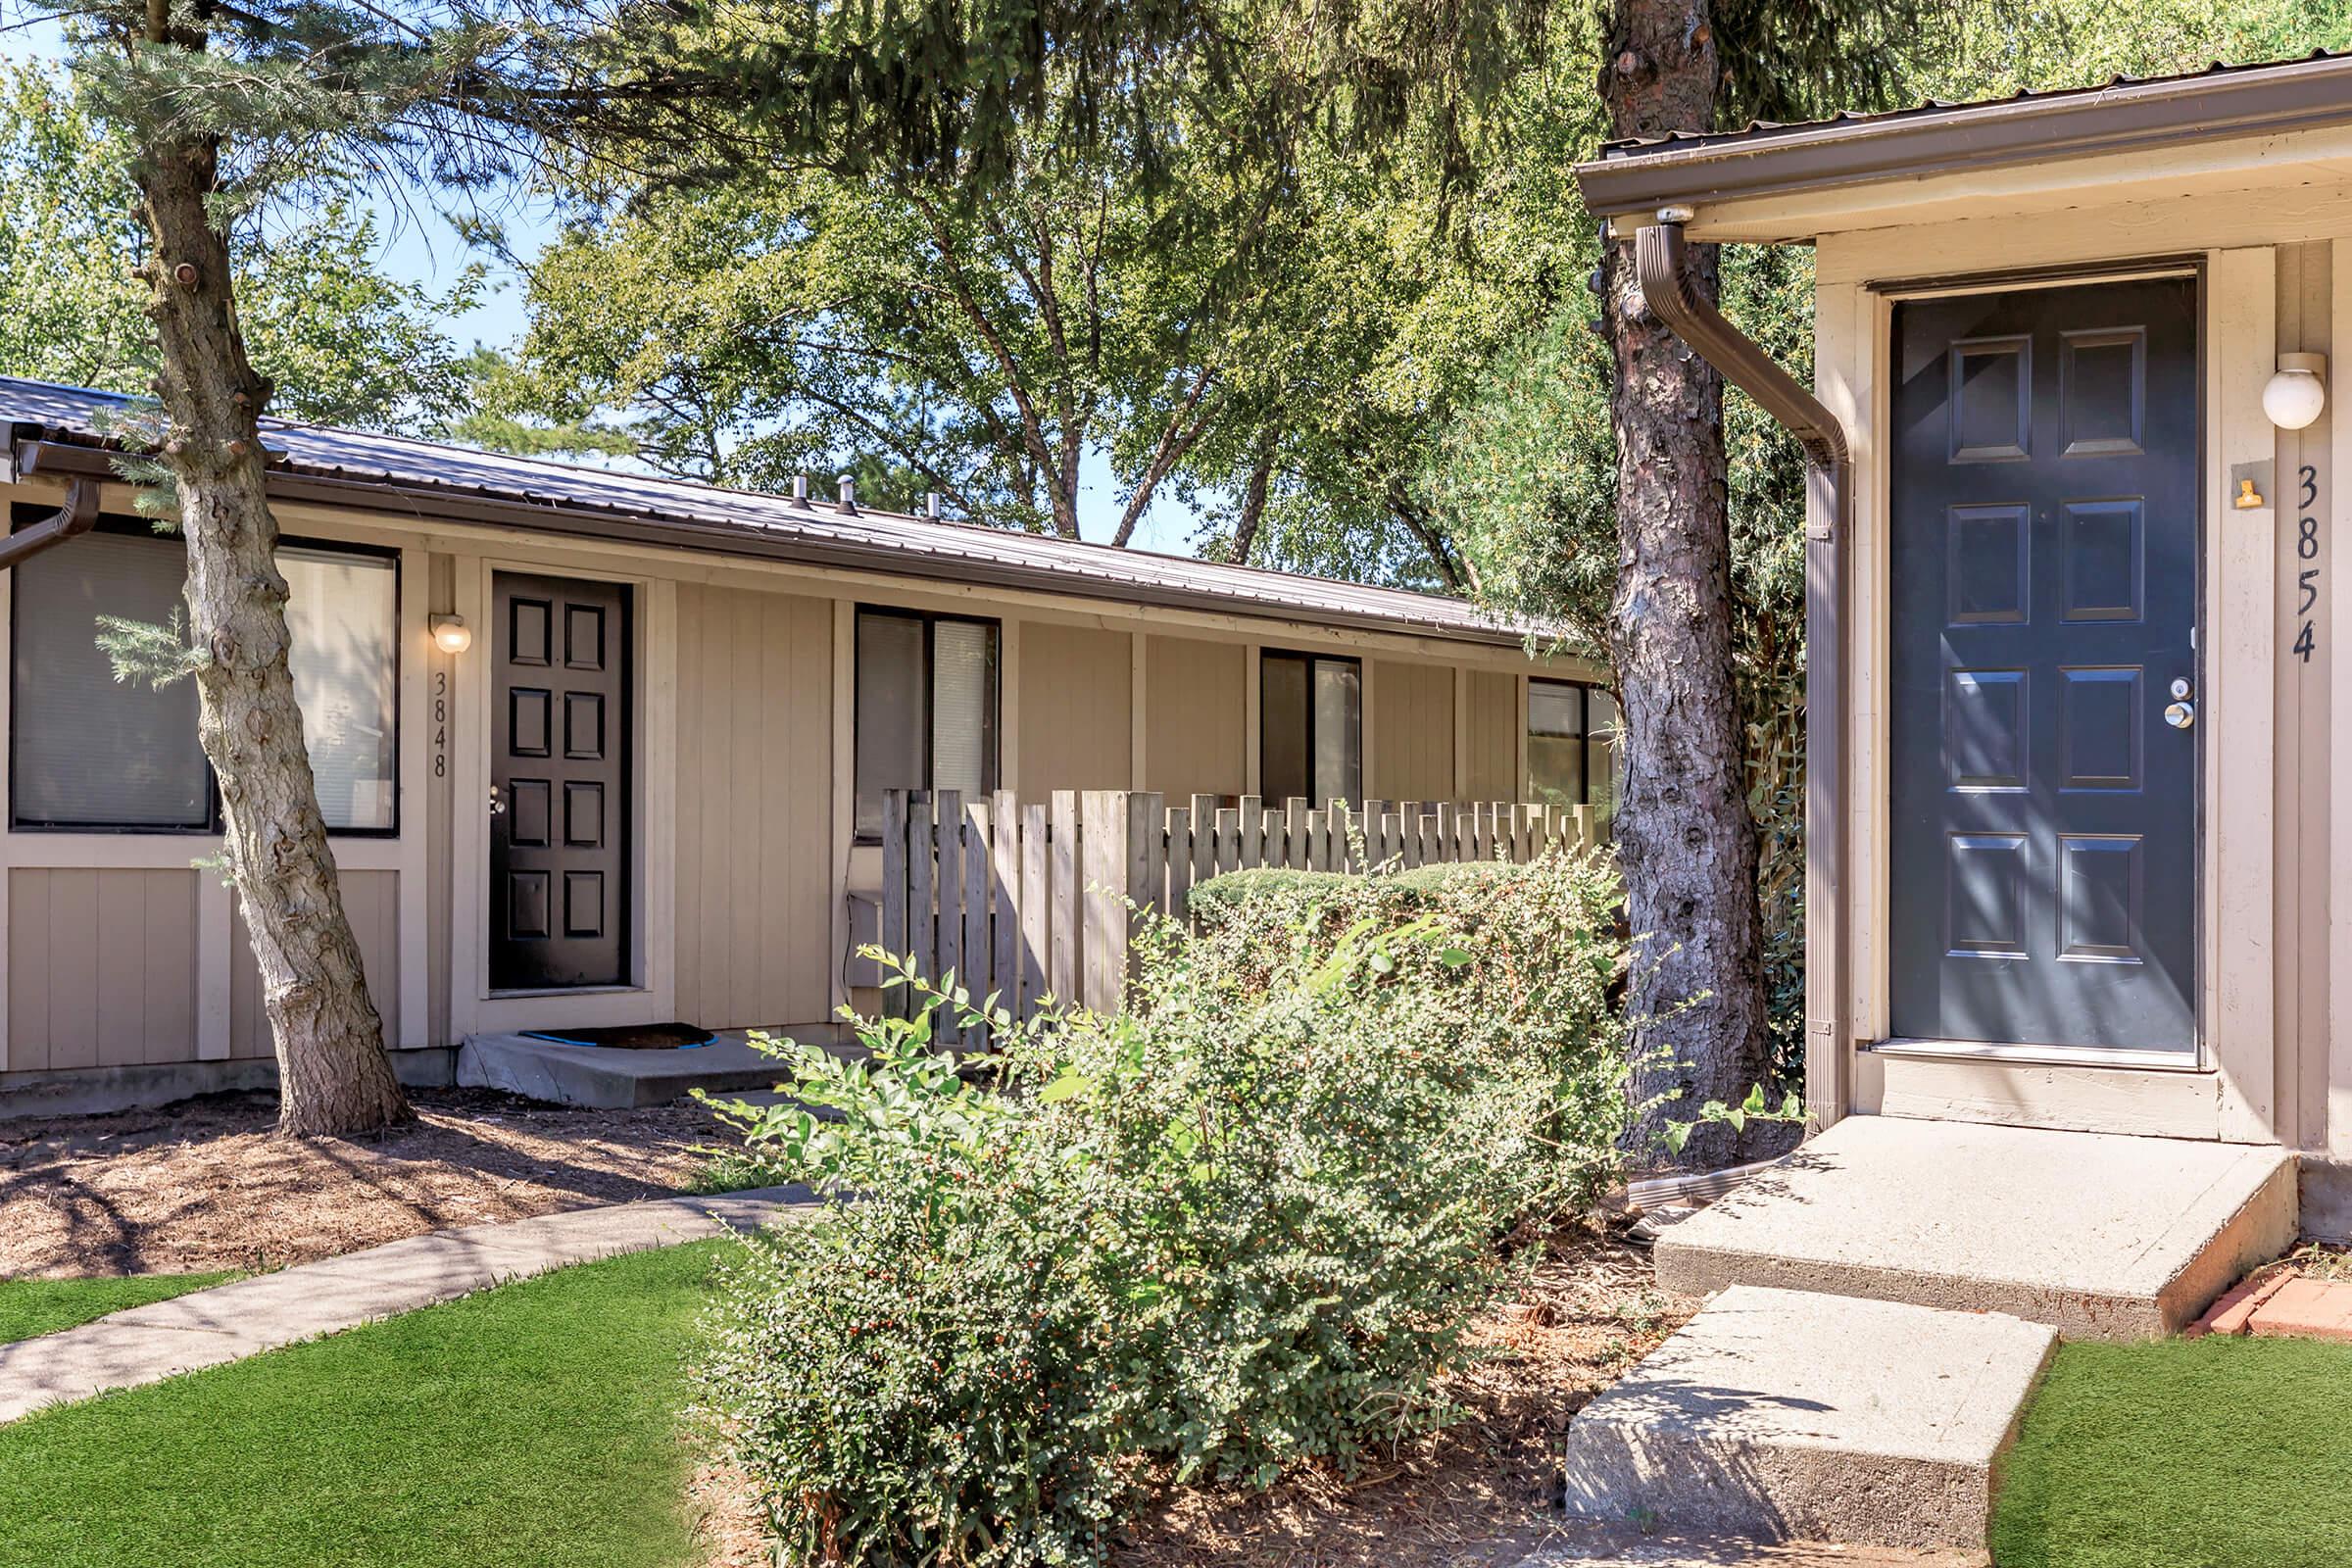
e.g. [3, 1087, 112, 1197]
[0, 1186, 812, 1425]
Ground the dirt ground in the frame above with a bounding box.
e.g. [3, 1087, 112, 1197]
[1112, 1223, 1696, 1568]
[0, 1088, 724, 1278]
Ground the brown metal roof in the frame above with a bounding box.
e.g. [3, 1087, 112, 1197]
[1576, 48, 2352, 220]
[2, 377, 1547, 651]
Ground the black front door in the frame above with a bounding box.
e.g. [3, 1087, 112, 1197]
[1889, 275, 2198, 1053]
[491, 572, 630, 990]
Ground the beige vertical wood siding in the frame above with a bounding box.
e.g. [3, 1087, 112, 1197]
[230, 870, 400, 1057]
[1460, 670, 1519, 800]
[1016, 621, 1131, 798]
[1370, 660, 1454, 801]
[672, 582, 835, 1029]
[1142, 635, 1245, 800]
[8, 868, 199, 1072]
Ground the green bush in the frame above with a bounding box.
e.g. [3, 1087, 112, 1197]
[700, 849, 1630, 1566]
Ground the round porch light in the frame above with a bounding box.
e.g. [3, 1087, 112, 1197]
[2263, 353, 2328, 430]
[429, 613, 473, 655]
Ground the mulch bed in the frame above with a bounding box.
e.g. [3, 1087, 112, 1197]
[0, 1088, 724, 1279]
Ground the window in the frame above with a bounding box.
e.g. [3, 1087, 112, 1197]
[854, 608, 999, 838]
[1527, 678, 1617, 812]
[1259, 651, 1361, 807]
[11, 518, 399, 833]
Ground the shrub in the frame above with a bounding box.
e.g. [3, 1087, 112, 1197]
[700, 849, 1629, 1566]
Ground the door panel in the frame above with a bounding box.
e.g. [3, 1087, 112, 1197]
[1889, 277, 2198, 1052]
[492, 572, 629, 990]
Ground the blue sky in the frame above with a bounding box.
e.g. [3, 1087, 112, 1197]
[7, 23, 1198, 553]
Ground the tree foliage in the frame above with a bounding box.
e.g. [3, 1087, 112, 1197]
[0, 61, 481, 430]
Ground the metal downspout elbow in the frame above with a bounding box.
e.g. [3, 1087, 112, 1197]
[1630, 211, 1853, 1131]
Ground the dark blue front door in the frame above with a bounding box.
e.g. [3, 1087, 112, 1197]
[1888, 275, 2198, 1053]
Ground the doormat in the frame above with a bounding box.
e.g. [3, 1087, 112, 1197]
[520, 1023, 716, 1051]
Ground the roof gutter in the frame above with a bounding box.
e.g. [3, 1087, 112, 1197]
[0, 466, 98, 571]
[1578, 52, 2352, 220]
[1635, 213, 1849, 1130]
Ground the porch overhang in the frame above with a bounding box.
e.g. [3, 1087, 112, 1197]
[1573, 51, 2352, 245]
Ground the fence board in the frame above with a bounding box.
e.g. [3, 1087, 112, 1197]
[1051, 791, 1078, 1006]
[963, 800, 993, 1038]
[1239, 796, 1263, 866]
[1287, 798, 1309, 868]
[1080, 791, 1129, 1012]
[934, 791, 963, 1047]
[906, 792, 934, 1022]
[992, 792, 1021, 1016]
[880, 791, 909, 1017]
[1019, 802, 1049, 1014]
[1214, 808, 1240, 876]
[1165, 807, 1194, 924]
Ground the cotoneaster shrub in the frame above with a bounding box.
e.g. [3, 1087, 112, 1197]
[699, 848, 1630, 1567]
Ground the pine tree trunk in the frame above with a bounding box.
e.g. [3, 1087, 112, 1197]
[132, 128, 412, 1138]
[1601, 0, 1772, 1165]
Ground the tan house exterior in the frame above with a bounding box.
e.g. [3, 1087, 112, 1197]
[0, 379, 1605, 1114]
[1577, 51, 2352, 1181]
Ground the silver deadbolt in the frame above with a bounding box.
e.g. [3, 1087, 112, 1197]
[2169, 676, 2193, 700]
[2164, 701, 2195, 730]
[489, 783, 508, 816]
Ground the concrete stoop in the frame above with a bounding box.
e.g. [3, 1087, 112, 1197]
[1653, 1116, 2298, 1341]
[1559, 1286, 2057, 1551]
[456, 1029, 844, 1108]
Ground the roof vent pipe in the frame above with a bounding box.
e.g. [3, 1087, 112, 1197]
[926, 492, 942, 519]
[791, 473, 809, 507]
[837, 475, 857, 513]
[1633, 210, 1851, 1133]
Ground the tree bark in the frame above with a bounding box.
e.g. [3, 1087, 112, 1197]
[132, 117, 412, 1137]
[1601, 0, 1772, 1165]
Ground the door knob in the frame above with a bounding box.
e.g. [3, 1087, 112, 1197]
[489, 784, 508, 816]
[2164, 701, 2195, 730]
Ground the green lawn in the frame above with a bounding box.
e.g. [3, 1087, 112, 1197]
[1993, 1336, 2352, 1568]
[0, 1272, 240, 1346]
[0, 1241, 727, 1568]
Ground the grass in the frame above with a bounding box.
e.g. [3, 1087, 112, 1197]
[1992, 1335, 2352, 1568]
[0, 1240, 727, 1568]
[0, 1272, 240, 1346]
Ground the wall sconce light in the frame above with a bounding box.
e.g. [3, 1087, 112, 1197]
[2264, 352, 2328, 430]
[430, 613, 472, 655]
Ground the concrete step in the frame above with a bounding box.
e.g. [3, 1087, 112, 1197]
[1655, 1116, 2296, 1340]
[456, 1028, 847, 1108]
[1559, 1286, 2056, 1551]
[1516, 1525, 1986, 1566]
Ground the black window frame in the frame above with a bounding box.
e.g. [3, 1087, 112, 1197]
[852, 604, 1002, 844]
[1257, 647, 1363, 808]
[1526, 675, 1616, 808]
[7, 509, 403, 838]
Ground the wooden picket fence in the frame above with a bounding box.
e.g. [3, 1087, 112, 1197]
[873, 789, 1602, 1039]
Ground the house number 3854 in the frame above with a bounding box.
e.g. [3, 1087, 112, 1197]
[2295, 466, 2322, 663]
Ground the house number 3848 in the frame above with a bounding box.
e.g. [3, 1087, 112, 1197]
[2296, 466, 2322, 664]
[433, 669, 449, 778]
